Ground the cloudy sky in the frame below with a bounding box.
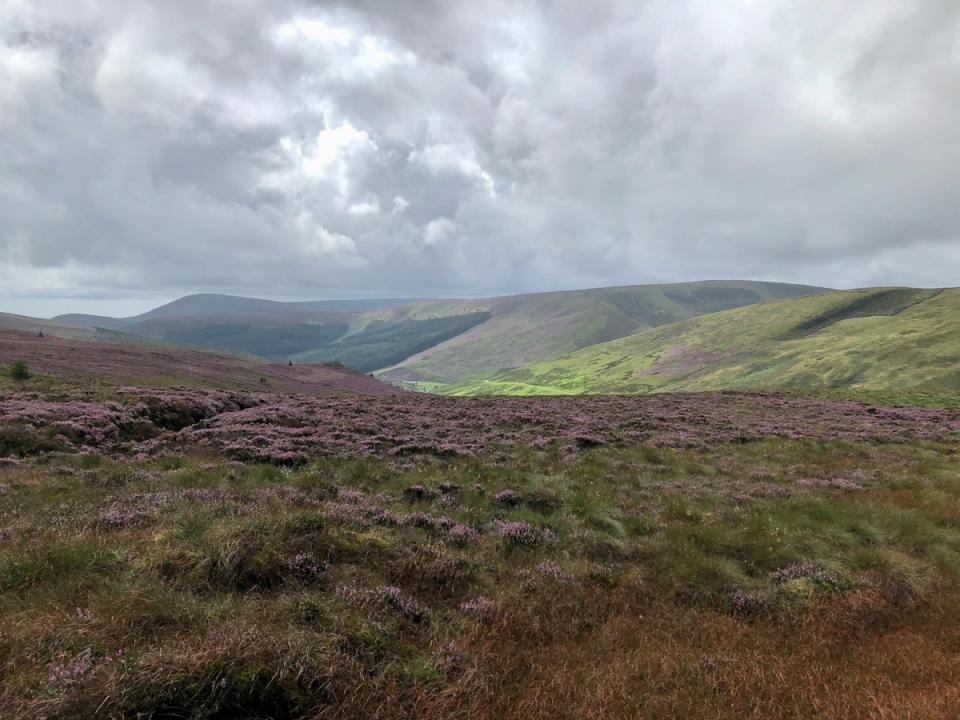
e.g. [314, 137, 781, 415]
[2, 0, 959, 316]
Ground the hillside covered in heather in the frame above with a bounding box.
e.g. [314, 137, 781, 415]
[0, 329, 395, 397]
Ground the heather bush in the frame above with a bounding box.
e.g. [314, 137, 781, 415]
[286, 551, 326, 582]
[10, 360, 31, 381]
[492, 519, 555, 548]
[459, 595, 495, 614]
[3, 394, 960, 719]
[336, 584, 428, 623]
[1, 389, 957, 463]
[446, 523, 478, 546]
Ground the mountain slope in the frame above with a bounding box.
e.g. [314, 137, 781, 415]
[447, 287, 960, 401]
[377, 281, 828, 387]
[54, 295, 427, 363]
[41, 282, 825, 378]
[0, 328, 396, 396]
[53, 294, 415, 329]
[0, 312, 142, 342]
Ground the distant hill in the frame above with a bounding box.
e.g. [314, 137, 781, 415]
[446, 287, 960, 403]
[54, 294, 416, 329]
[0, 328, 396, 396]
[42, 283, 826, 378]
[376, 281, 828, 386]
[0, 312, 128, 341]
[9, 283, 957, 404]
[52, 294, 432, 367]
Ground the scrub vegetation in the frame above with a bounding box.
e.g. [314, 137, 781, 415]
[1, 378, 960, 718]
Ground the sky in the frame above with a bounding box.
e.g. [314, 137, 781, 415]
[2, 0, 959, 317]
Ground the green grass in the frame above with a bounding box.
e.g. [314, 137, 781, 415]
[3, 437, 960, 717]
[292, 312, 491, 372]
[375, 280, 825, 384]
[447, 287, 960, 404]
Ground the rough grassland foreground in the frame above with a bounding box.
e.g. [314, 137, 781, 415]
[2, 387, 960, 718]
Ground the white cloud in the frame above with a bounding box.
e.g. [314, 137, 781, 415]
[412, 141, 497, 198]
[94, 25, 211, 123]
[263, 120, 379, 206]
[307, 121, 375, 177]
[2, 0, 960, 313]
[276, 17, 353, 47]
[0, 45, 59, 117]
[273, 14, 413, 78]
[348, 198, 381, 216]
[391, 195, 410, 213]
[423, 217, 457, 246]
[294, 211, 365, 264]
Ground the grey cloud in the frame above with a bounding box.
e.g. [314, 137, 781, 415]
[1, 0, 959, 316]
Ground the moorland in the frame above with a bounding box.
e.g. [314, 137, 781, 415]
[1, 280, 959, 718]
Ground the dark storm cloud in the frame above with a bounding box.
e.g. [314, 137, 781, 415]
[1, 0, 959, 315]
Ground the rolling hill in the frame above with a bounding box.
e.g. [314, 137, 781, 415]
[374, 281, 827, 386]
[0, 328, 396, 396]
[36, 282, 826, 378]
[53, 293, 414, 330]
[0, 312, 144, 343]
[446, 287, 960, 403]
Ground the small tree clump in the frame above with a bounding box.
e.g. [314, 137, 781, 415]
[10, 360, 31, 381]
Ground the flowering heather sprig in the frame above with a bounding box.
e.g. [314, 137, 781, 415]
[287, 551, 325, 582]
[48, 648, 94, 686]
[491, 520, 553, 547]
[338, 488, 367, 504]
[336, 584, 427, 623]
[399, 511, 454, 531]
[321, 502, 376, 527]
[446, 523, 478, 546]
[432, 641, 465, 674]
[438, 493, 459, 508]
[532, 560, 572, 580]
[98, 504, 149, 528]
[377, 586, 427, 622]
[770, 561, 847, 588]
[459, 596, 495, 614]
[729, 588, 771, 615]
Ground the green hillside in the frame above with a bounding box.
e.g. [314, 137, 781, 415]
[447, 287, 960, 403]
[35, 282, 823, 379]
[376, 280, 825, 386]
[291, 312, 492, 372]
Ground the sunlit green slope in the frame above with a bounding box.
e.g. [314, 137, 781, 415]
[446, 287, 960, 402]
[376, 280, 825, 386]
